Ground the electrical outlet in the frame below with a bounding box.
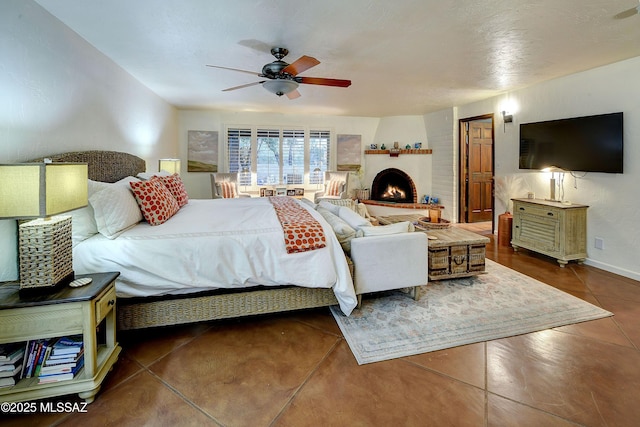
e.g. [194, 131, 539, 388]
[594, 237, 604, 250]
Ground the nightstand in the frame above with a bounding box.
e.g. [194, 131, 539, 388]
[0, 272, 121, 403]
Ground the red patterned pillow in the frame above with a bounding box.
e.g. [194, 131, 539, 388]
[218, 181, 237, 198]
[326, 179, 344, 197]
[159, 173, 189, 207]
[129, 178, 180, 225]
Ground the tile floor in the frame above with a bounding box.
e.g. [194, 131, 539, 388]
[4, 231, 640, 426]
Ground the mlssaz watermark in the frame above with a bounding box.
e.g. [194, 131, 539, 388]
[1, 401, 89, 414]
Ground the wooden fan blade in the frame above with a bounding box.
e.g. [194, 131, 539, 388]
[222, 81, 265, 92]
[281, 55, 320, 76]
[286, 89, 301, 100]
[206, 65, 262, 76]
[297, 77, 351, 87]
[614, 6, 639, 19]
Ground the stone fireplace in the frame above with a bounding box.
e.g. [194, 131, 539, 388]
[370, 168, 417, 203]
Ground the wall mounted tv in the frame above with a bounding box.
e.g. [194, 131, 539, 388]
[519, 112, 623, 173]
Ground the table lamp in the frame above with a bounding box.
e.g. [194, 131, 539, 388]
[541, 166, 565, 202]
[0, 162, 88, 290]
[159, 158, 181, 175]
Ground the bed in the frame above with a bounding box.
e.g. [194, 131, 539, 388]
[31, 151, 356, 329]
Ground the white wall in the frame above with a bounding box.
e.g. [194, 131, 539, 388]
[177, 109, 380, 199]
[423, 109, 458, 221]
[367, 116, 432, 204]
[0, 0, 179, 280]
[442, 57, 640, 280]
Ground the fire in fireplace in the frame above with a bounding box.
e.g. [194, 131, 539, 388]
[371, 168, 416, 203]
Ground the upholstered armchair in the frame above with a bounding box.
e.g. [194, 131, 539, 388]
[314, 171, 350, 203]
[210, 173, 251, 199]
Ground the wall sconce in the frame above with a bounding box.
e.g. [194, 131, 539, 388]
[159, 158, 181, 175]
[0, 162, 88, 290]
[502, 111, 513, 132]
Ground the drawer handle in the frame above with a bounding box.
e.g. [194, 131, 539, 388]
[519, 207, 525, 211]
[108, 299, 115, 306]
[547, 212, 554, 217]
[453, 256, 466, 265]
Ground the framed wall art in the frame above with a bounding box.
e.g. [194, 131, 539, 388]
[337, 134, 361, 171]
[187, 130, 218, 172]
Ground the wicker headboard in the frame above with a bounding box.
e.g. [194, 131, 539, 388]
[29, 150, 146, 183]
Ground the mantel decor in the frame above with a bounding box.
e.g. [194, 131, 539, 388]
[364, 148, 432, 155]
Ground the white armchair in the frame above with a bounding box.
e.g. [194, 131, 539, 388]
[314, 171, 350, 203]
[210, 173, 251, 199]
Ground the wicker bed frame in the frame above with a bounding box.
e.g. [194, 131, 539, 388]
[33, 151, 339, 330]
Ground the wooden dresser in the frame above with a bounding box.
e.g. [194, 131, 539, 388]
[511, 198, 588, 267]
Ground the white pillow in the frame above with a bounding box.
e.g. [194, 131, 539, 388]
[316, 207, 357, 253]
[361, 221, 414, 236]
[89, 177, 142, 239]
[69, 205, 98, 246]
[136, 171, 172, 181]
[318, 201, 340, 215]
[338, 206, 371, 230]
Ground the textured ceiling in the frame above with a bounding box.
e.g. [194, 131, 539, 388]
[35, 0, 640, 117]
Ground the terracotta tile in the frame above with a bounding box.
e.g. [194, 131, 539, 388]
[148, 317, 340, 426]
[487, 330, 640, 426]
[405, 342, 486, 388]
[119, 321, 212, 366]
[61, 370, 217, 426]
[596, 295, 640, 349]
[98, 353, 145, 393]
[290, 307, 343, 337]
[580, 268, 640, 303]
[554, 316, 633, 349]
[487, 393, 577, 426]
[274, 341, 485, 426]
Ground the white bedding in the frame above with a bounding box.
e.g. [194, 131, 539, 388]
[73, 197, 356, 315]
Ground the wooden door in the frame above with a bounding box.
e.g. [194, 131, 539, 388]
[460, 117, 494, 223]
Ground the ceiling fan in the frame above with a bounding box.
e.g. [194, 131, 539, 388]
[206, 47, 351, 99]
[614, 1, 640, 19]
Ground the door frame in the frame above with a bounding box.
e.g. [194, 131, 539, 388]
[458, 114, 495, 230]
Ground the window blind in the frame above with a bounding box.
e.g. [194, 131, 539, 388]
[309, 130, 331, 184]
[282, 130, 305, 185]
[227, 128, 252, 186]
[256, 129, 281, 185]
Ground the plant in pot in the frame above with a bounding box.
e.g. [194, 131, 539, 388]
[353, 167, 369, 200]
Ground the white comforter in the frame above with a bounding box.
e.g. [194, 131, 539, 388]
[73, 198, 356, 315]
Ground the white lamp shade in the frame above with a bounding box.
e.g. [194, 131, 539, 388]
[159, 158, 181, 175]
[0, 163, 88, 219]
[263, 79, 299, 96]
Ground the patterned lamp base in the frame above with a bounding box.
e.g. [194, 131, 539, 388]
[19, 216, 74, 290]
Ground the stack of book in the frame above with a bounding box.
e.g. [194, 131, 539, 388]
[0, 344, 25, 388]
[38, 336, 84, 384]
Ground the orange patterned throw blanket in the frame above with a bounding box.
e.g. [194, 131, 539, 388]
[269, 196, 327, 254]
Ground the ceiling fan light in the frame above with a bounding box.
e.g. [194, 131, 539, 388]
[263, 79, 299, 96]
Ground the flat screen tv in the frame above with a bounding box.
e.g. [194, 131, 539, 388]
[519, 112, 623, 173]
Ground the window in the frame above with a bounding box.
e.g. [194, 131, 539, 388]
[282, 130, 304, 185]
[227, 128, 252, 186]
[309, 130, 330, 185]
[226, 127, 332, 187]
[256, 129, 281, 185]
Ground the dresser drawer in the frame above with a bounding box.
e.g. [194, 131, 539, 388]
[515, 203, 560, 220]
[96, 285, 116, 323]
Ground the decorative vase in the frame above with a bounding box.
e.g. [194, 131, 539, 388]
[498, 212, 513, 247]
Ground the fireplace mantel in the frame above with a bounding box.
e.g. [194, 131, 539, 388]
[364, 149, 432, 155]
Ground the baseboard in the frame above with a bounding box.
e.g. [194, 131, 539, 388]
[584, 258, 640, 282]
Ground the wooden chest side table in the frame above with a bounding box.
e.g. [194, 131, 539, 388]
[376, 215, 490, 280]
[0, 272, 121, 403]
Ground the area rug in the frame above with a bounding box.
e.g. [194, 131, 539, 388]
[331, 259, 612, 364]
